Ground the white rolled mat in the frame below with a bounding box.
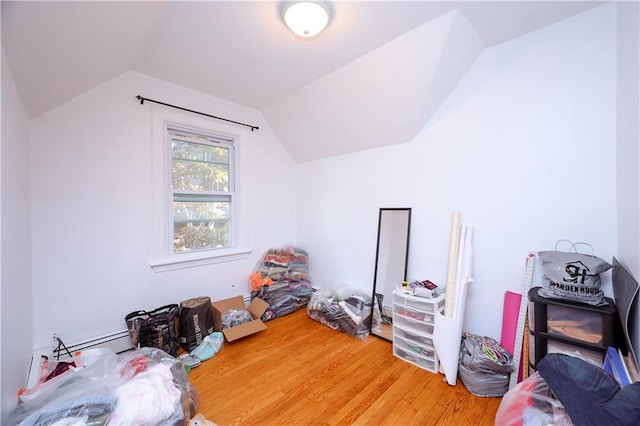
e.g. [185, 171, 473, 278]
[444, 211, 461, 317]
[435, 217, 474, 386]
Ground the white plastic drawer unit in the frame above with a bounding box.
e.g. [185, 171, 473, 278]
[391, 289, 445, 373]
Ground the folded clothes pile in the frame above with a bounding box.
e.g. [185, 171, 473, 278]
[250, 246, 314, 321]
[307, 288, 372, 340]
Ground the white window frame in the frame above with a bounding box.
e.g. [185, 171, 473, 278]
[150, 107, 250, 272]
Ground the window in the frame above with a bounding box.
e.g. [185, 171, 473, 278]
[170, 127, 233, 253]
[151, 108, 249, 271]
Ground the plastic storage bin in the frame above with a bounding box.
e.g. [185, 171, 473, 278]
[527, 287, 624, 373]
[392, 289, 444, 373]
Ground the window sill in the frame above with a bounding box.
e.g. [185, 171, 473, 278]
[150, 248, 252, 272]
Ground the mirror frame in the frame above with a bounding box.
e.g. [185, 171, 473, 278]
[370, 207, 411, 341]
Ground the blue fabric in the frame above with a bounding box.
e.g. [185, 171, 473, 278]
[538, 353, 640, 426]
[190, 332, 223, 361]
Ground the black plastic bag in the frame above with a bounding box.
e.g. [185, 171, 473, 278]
[125, 304, 180, 356]
[179, 296, 214, 351]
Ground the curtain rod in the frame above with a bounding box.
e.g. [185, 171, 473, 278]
[136, 95, 259, 132]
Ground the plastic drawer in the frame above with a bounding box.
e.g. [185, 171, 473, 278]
[393, 347, 438, 373]
[393, 316, 435, 335]
[394, 327, 435, 347]
[392, 292, 445, 314]
[394, 335, 436, 358]
[393, 303, 435, 324]
[529, 332, 535, 366]
[546, 304, 603, 344]
[547, 340, 604, 367]
[528, 299, 535, 325]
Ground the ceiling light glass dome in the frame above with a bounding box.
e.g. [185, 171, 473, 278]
[283, 2, 330, 38]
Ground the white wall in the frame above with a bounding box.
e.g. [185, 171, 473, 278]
[28, 71, 297, 349]
[616, 1, 640, 358]
[297, 4, 618, 340]
[616, 2, 640, 280]
[1, 49, 33, 421]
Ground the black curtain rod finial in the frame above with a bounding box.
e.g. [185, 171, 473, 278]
[135, 94, 258, 131]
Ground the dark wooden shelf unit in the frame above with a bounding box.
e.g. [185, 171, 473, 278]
[528, 286, 625, 373]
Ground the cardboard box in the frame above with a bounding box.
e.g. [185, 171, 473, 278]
[211, 295, 269, 342]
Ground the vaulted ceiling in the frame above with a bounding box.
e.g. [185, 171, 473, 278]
[1, 1, 603, 162]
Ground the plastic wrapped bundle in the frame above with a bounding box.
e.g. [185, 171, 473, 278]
[115, 348, 199, 425]
[8, 347, 199, 426]
[250, 246, 314, 321]
[307, 288, 372, 340]
[457, 332, 514, 397]
[222, 309, 253, 329]
[495, 372, 572, 425]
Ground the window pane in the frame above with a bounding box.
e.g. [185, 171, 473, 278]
[173, 199, 231, 252]
[172, 139, 229, 162]
[172, 159, 229, 191]
[172, 140, 229, 191]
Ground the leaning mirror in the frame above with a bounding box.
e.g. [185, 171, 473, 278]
[370, 208, 411, 341]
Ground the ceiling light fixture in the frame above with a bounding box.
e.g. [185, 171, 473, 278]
[282, 1, 330, 38]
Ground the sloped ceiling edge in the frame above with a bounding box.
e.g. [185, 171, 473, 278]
[1, 1, 167, 118]
[261, 10, 485, 163]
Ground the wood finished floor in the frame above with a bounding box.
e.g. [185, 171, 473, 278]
[187, 308, 502, 426]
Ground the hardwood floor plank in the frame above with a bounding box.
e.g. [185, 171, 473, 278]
[187, 308, 502, 425]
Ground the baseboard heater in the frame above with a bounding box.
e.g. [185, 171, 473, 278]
[26, 295, 255, 388]
[26, 330, 134, 389]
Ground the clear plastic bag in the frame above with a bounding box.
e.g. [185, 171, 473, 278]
[10, 349, 122, 425]
[222, 308, 253, 329]
[307, 287, 372, 340]
[18, 348, 119, 403]
[250, 246, 314, 321]
[495, 372, 572, 426]
[190, 332, 224, 361]
[114, 347, 199, 425]
[8, 347, 199, 426]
